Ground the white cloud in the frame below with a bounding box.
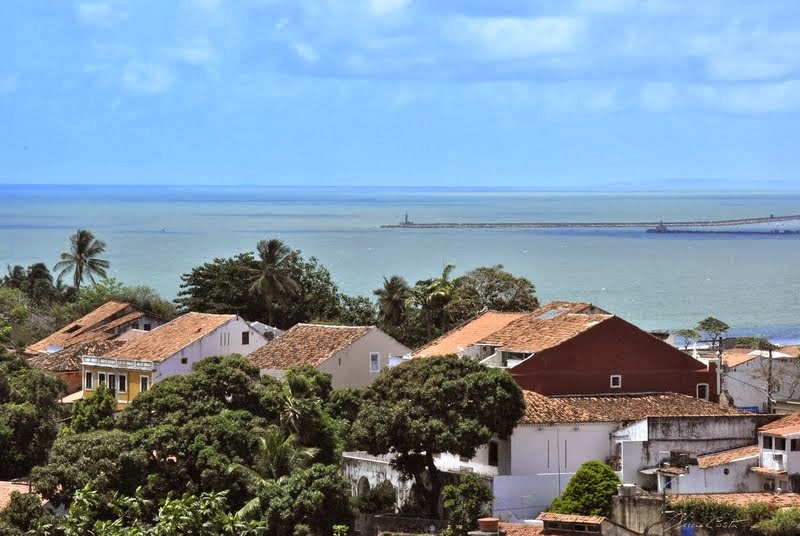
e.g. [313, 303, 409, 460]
[367, 0, 410, 16]
[640, 82, 678, 111]
[452, 16, 584, 59]
[169, 38, 218, 66]
[121, 61, 175, 95]
[76, 2, 114, 25]
[291, 42, 320, 63]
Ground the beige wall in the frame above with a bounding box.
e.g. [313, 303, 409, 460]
[318, 329, 411, 388]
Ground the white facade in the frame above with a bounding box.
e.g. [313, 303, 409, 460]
[154, 317, 268, 382]
[655, 458, 759, 494]
[723, 351, 800, 412]
[493, 423, 617, 520]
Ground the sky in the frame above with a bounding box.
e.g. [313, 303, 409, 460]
[1, 0, 800, 188]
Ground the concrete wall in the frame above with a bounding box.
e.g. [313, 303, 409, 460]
[663, 459, 759, 494]
[317, 329, 411, 388]
[435, 437, 511, 477]
[155, 317, 267, 381]
[342, 452, 412, 511]
[492, 423, 617, 520]
[724, 355, 800, 412]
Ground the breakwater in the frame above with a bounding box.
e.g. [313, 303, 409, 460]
[380, 214, 800, 230]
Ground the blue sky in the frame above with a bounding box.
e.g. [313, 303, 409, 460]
[1, 0, 800, 188]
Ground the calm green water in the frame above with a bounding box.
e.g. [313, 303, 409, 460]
[2, 185, 799, 338]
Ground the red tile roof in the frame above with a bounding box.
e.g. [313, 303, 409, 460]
[499, 522, 544, 536]
[476, 302, 612, 353]
[751, 467, 787, 475]
[537, 512, 605, 525]
[104, 312, 235, 363]
[248, 323, 374, 369]
[722, 348, 760, 367]
[521, 390, 603, 424]
[28, 339, 126, 372]
[669, 492, 800, 508]
[414, 310, 528, 357]
[26, 301, 133, 354]
[553, 393, 747, 422]
[657, 466, 687, 475]
[760, 412, 800, 433]
[697, 444, 759, 469]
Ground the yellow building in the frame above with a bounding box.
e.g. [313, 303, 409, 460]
[81, 312, 269, 410]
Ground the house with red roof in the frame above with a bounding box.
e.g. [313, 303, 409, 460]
[247, 323, 411, 388]
[416, 301, 720, 401]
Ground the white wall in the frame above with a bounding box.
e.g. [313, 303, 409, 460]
[665, 459, 759, 494]
[724, 355, 800, 412]
[317, 329, 411, 388]
[155, 317, 268, 381]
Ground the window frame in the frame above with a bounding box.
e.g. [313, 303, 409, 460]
[242, 331, 250, 345]
[108, 373, 117, 392]
[98, 372, 106, 386]
[118, 374, 127, 393]
[776, 437, 787, 451]
[85, 371, 94, 390]
[370, 352, 380, 373]
[696, 383, 709, 400]
[140, 376, 149, 393]
[488, 441, 499, 467]
[763, 435, 773, 449]
[610, 374, 622, 389]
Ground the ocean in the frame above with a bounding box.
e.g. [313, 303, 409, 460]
[2, 184, 799, 341]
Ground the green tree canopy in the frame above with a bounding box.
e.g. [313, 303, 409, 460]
[442, 474, 494, 536]
[675, 328, 699, 350]
[249, 238, 301, 326]
[454, 264, 539, 313]
[353, 355, 525, 517]
[549, 460, 621, 517]
[695, 316, 730, 348]
[71, 383, 116, 433]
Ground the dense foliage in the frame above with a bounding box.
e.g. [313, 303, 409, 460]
[549, 460, 621, 517]
[441, 474, 494, 536]
[0, 348, 64, 479]
[353, 355, 525, 517]
[669, 499, 771, 536]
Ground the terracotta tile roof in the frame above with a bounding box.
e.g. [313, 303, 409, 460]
[248, 324, 374, 369]
[104, 312, 235, 363]
[521, 390, 605, 424]
[28, 339, 126, 372]
[669, 493, 800, 508]
[537, 512, 605, 525]
[476, 302, 612, 353]
[762, 425, 800, 437]
[722, 348, 760, 367]
[553, 393, 748, 422]
[697, 444, 759, 469]
[657, 466, 687, 475]
[414, 310, 528, 357]
[751, 467, 787, 475]
[499, 522, 544, 536]
[760, 412, 800, 433]
[99, 311, 145, 333]
[0, 481, 39, 511]
[779, 345, 800, 357]
[26, 301, 133, 354]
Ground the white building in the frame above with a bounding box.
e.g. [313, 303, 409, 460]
[722, 347, 800, 412]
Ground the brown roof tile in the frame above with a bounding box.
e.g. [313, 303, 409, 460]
[697, 444, 759, 469]
[657, 466, 687, 475]
[26, 301, 133, 354]
[760, 412, 800, 433]
[248, 323, 373, 369]
[669, 493, 800, 508]
[750, 467, 787, 475]
[722, 348, 760, 367]
[476, 302, 612, 353]
[98, 311, 145, 333]
[521, 390, 605, 424]
[499, 522, 544, 536]
[553, 393, 748, 422]
[415, 310, 528, 357]
[103, 312, 235, 363]
[537, 512, 605, 525]
[28, 339, 126, 372]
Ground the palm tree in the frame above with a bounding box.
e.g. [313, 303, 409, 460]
[373, 275, 409, 326]
[25, 262, 54, 302]
[249, 239, 300, 326]
[3, 265, 26, 289]
[230, 425, 318, 518]
[53, 229, 110, 296]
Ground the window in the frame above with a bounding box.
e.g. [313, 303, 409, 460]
[370, 352, 380, 372]
[488, 441, 499, 467]
[118, 375, 127, 393]
[610, 375, 622, 388]
[791, 439, 800, 451]
[98, 372, 106, 386]
[108, 374, 116, 392]
[85, 371, 93, 390]
[763, 436, 773, 449]
[143, 323, 151, 331]
[696, 383, 709, 400]
[140, 376, 149, 392]
[242, 331, 250, 345]
[181, 357, 188, 364]
[776, 438, 787, 450]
